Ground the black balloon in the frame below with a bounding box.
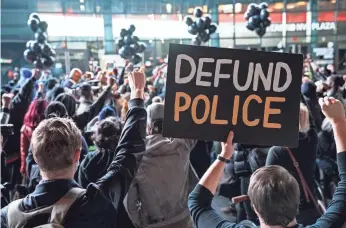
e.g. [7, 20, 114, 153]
[30, 41, 41, 53]
[28, 18, 40, 32]
[184, 16, 194, 26]
[255, 26, 266, 37]
[42, 43, 52, 55]
[196, 18, 206, 30]
[244, 12, 251, 20]
[249, 15, 261, 27]
[39, 21, 48, 32]
[247, 3, 258, 13]
[34, 58, 44, 69]
[49, 49, 56, 57]
[29, 13, 40, 21]
[116, 38, 125, 48]
[130, 42, 140, 53]
[35, 32, 48, 43]
[23, 49, 36, 63]
[246, 21, 256, 31]
[26, 40, 34, 49]
[192, 37, 201, 46]
[262, 18, 271, 27]
[204, 16, 212, 28]
[138, 43, 146, 53]
[193, 7, 203, 18]
[188, 24, 199, 35]
[128, 24, 136, 34]
[208, 23, 217, 34]
[43, 56, 55, 68]
[132, 54, 142, 65]
[133, 36, 140, 42]
[120, 29, 127, 38]
[260, 9, 269, 20]
[119, 45, 133, 59]
[124, 35, 133, 45]
[259, 2, 269, 9]
[198, 30, 208, 41]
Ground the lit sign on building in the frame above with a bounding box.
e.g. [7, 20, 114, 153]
[268, 22, 336, 32]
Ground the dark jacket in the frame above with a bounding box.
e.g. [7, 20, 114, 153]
[303, 95, 322, 132]
[266, 111, 317, 209]
[318, 118, 336, 160]
[3, 77, 35, 164]
[188, 152, 346, 228]
[1, 98, 147, 228]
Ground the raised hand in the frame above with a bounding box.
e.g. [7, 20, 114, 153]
[31, 68, 41, 80]
[129, 66, 146, 99]
[319, 97, 345, 123]
[2, 93, 13, 109]
[221, 131, 234, 160]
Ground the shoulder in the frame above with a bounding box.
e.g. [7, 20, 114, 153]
[1, 206, 8, 228]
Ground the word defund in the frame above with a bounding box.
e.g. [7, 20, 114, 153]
[173, 54, 293, 128]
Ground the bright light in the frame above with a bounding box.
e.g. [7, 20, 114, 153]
[96, 5, 101, 12]
[80, 0, 84, 3]
[187, 8, 193, 13]
[234, 3, 242, 13]
[286, 4, 295, 9]
[149, 40, 153, 43]
[202, 5, 208, 13]
[166, 3, 172, 13]
[80, 5, 85, 11]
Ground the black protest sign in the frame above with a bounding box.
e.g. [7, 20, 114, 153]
[163, 44, 303, 147]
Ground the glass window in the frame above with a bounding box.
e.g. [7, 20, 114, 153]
[37, 0, 63, 12]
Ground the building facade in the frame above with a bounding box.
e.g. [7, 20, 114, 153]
[1, 0, 346, 74]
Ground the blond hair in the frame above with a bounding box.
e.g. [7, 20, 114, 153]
[32, 117, 82, 172]
[299, 103, 310, 133]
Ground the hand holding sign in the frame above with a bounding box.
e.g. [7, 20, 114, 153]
[163, 44, 303, 147]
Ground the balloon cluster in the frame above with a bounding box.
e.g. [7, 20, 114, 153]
[184, 7, 218, 46]
[24, 13, 55, 69]
[115, 25, 146, 65]
[244, 3, 271, 37]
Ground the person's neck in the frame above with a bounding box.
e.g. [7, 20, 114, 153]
[260, 219, 297, 228]
[40, 168, 75, 181]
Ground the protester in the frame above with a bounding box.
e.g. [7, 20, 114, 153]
[20, 99, 48, 176]
[76, 82, 94, 115]
[64, 68, 82, 88]
[1, 67, 147, 228]
[188, 97, 346, 228]
[124, 103, 198, 228]
[266, 102, 319, 225]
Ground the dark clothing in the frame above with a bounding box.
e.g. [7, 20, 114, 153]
[188, 152, 346, 228]
[76, 97, 93, 116]
[1, 98, 147, 228]
[190, 141, 212, 178]
[3, 77, 35, 164]
[73, 86, 112, 131]
[303, 96, 322, 132]
[266, 110, 318, 210]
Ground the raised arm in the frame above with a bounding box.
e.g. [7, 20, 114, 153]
[309, 97, 346, 227]
[188, 132, 238, 228]
[74, 78, 113, 130]
[94, 67, 147, 208]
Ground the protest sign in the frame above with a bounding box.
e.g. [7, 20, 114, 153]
[163, 44, 303, 147]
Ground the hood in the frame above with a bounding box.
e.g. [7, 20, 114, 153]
[145, 134, 183, 156]
[55, 93, 76, 117]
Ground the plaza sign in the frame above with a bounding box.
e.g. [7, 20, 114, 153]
[268, 22, 336, 32]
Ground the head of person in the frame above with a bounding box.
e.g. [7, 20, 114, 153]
[98, 105, 116, 121]
[32, 117, 82, 180]
[152, 96, 163, 103]
[248, 165, 300, 227]
[92, 117, 122, 151]
[55, 93, 77, 117]
[69, 68, 82, 83]
[47, 86, 65, 102]
[44, 101, 68, 119]
[97, 71, 107, 85]
[46, 78, 58, 90]
[299, 103, 310, 133]
[79, 82, 93, 101]
[327, 75, 345, 89]
[146, 103, 164, 135]
[301, 80, 317, 100]
[84, 71, 93, 81]
[24, 99, 48, 129]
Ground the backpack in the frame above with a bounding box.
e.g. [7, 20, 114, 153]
[7, 188, 85, 228]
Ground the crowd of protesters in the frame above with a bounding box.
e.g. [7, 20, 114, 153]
[0, 55, 346, 228]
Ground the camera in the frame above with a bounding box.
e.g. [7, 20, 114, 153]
[1, 124, 14, 137]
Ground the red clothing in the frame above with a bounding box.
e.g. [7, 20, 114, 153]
[20, 125, 33, 175]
